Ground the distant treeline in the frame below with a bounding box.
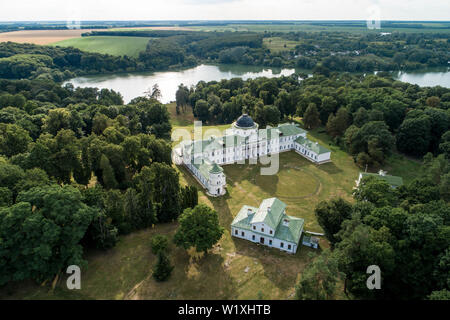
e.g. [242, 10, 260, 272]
[84, 29, 450, 72]
[0, 29, 449, 82]
[0, 42, 142, 80]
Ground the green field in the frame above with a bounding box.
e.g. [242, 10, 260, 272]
[191, 22, 450, 33]
[0, 109, 422, 300]
[264, 37, 301, 53]
[52, 36, 151, 57]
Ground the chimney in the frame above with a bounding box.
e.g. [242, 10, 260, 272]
[283, 219, 290, 227]
[247, 208, 252, 216]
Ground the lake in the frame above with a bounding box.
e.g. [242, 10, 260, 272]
[65, 64, 296, 104]
[393, 69, 450, 88]
[65, 64, 450, 104]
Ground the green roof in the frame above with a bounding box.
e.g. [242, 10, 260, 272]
[192, 158, 222, 179]
[185, 137, 225, 154]
[295, 136, 331, 155]
[231, 199, 305, 244]
[277, 123, 307, 136]
[231, 205, 258, 231]
[209, 163, 223, 174]
[250, 198, 286, 230]
[360, 172, 404, 187]
[274, 215, 304, 243]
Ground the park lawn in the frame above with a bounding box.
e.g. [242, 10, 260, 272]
[264, 37, 301, 53]
[52, 36, 151, 58]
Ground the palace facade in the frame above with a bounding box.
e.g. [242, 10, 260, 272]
[173, 114, 331, 197]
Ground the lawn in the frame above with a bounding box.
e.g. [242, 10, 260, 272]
[52, 36, 151, 58]
[263, 37, 301, 53]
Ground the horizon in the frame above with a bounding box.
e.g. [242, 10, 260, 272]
[2, 19, 450, 22]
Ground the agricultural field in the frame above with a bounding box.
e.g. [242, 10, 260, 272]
[191, 22, 450, 33]
[52, 36, 151, 58]
[0, 29, 100, 45]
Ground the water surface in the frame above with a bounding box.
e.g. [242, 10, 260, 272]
[66, 64, 296, 104]
[65, 64, 450, 104]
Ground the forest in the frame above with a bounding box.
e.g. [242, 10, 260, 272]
[86, 29, 450, 71]
[0, 76, 198, 285]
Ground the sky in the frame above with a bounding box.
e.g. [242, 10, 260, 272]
[0, 0, 449, 21]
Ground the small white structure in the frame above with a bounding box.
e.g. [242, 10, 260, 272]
[174, 114, 332, 197]
[231, 198, 304, 254]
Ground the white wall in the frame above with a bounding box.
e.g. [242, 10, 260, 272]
[231, 227, 298, 254]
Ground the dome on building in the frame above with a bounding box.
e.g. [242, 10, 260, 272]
[235, 114, 255, 128]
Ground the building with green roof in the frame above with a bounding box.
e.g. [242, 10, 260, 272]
[173, 114, 332, 197]
[231, 198, 305, 254]
[356, 170, 404, 189]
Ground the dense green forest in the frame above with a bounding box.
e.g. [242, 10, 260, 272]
[85, 29, 450, 71]
[0, 77, 198, 285]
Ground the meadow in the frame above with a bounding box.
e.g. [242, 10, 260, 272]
[52, 36, 151, 58]
[263, 37, 301, 53]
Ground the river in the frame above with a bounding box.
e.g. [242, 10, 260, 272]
[65, 64, 450, 104]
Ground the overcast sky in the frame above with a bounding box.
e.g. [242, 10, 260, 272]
[1, 0, 449, 21]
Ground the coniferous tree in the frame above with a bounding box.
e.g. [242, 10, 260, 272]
[153, 251, 174, 282]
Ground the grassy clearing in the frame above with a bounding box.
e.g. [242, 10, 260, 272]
[263, 37, 301, 53]
[52, 36, 151, 57]
[167, 102, 195, 127]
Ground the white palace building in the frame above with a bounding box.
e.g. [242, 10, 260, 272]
[173, 114, 331, 197]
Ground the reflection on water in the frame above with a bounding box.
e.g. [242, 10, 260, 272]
[65, 64, 296, 104]
[394, 69, 450, 88]
[65, 64, 450, 104]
